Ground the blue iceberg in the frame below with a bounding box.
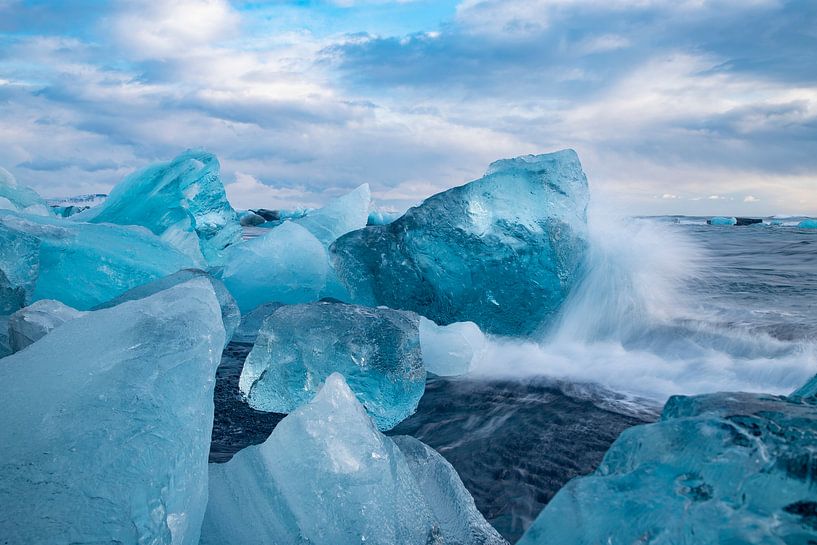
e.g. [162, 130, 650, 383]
[518, 388, 817, 545]
[219, 221, 329, 312]
[798, 219, 817, 229]
[238, 210, 265, 226]
[0, 211, 194, 310]
[7, 299, 84, 353]
[294, 183, 371, 246]
[707, 216, 737, 226]
[330, 150, 589, 335]
[77, 150, 242, 265]
[0, 167, 50, 216]
[239, 301, 424, 430]
[203, 373, 503, 545]
[0, 278, 225, 544]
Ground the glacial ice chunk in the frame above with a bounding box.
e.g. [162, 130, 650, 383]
[707, 216, 737, 226]
[7, 299, 84, 353]
[393, 435, 509, 545]
[238, 210, 265, 227]
[798, 219, 817, 229]
[368, 209, 403, 225]
[420, 317, 487, 376]
[77, 150, 242, 265]
[294, 183, 371, 246]
[1, 210, 194, 310]
[518, 390, 817, 545]
[219, 221, 329, 312]
[331, 150, 589, 336]
[231, 301, 283, 344]
[0, 278, 225, 544]
[239, 301, 424, 430]
[0, 167, 50, 216]
[93, 269, 240, 345]
[203, 373, 501, 545]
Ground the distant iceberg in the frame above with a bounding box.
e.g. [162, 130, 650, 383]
[707, 216, 737, 225]
[798, 219, 817, 229]
[0, 167, 50, 216]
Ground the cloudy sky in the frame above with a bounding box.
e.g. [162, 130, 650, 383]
[0, 0, 815, 215]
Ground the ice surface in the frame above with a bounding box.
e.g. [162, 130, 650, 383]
[790, 374, 817, 403]
[518, 390, 817, 545]
[77, 150, 242, 265]
[93, 268, 240, 345]
[798, 219, 817, 229]
[294, 183, 371, 246]
[219, 221, 329, 312]
[230, 301, 283, 344]
[0, 278, 225, 544]
[368, 209, 403, 225]
[238, 210, 265, 226]
[331, 150, 589, 336]
[707, 216, 737, 225]
[393, 435, 509, 545]
[239, 301, 425, 430]
[0, 316, 10, 358]
[0, 210, 194, 310]
[7, 299, 84, 353]
[203, 373, 502, 545]
[0, 167, 50, 216]
[420, 317, 487, 376]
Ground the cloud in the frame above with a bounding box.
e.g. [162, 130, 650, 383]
[744, 195, 760, 202]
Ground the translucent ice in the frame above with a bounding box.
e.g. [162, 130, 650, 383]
[219, 221, 329, 312]
[0, 167, 50, 216]
[77, 150, 242, 265]
[7, 299, 84, 353]
[331, 150, 589, 336]
[203, 373, 501, 545]
[1, 211, 193, 310]
[707, 216, 737, 226]
[238, 210, 265, 227]
[798, 219, 817, 229]
[230, 301, 283, 344]
[239, 301, 424, 430]
[393, 435, 509, 545]
[420, 317, 487, 376]
[368, 209, 403, 225]
[294, 183, 371, 246]
[0, 278, 225, 544]
[93, 268, 240, 345]
[518, 390, 817, 545]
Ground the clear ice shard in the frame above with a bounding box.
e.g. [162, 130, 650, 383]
[294, 183, 371, 246]
[239, 301, 425, 430]
[219, 221, 329, 312]
[7, 299, 85, 353]
[76, 150, 242, 265]
[517, 389, 817, 545]
[0, 167, 50, 216]
[392, 435, 509, 545]
[0, 210, 194, 310]
[330, 150, 589, 336]
[0, 278, 225, 544]
[798, 219, 817, 229]
[203, 373, 502, 545]
[93, 268, 240, 345]
[420, 317, 487, 376]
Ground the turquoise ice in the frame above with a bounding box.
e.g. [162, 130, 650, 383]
[0, 167, 50, 216]
[708, 216, 737, 225]
[0, 211, 193, 310]
[798, 219, 817, 229]
[219, 221, 329, 312]
[331, 150, 589, 336]
[0, 278, 225, 544]
[202, 373, 503, 545]
[77, 150, 242, 265]
[239, 301, 424, 430]
[420, 317, 487, 376]
[518, 389, 817, 545]
[294, 183, 371, 246]
[6, 299, 84, 353]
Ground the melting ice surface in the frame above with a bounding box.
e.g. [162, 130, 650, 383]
[0, 278, 225, 544]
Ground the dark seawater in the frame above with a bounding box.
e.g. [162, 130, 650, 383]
[213, 217, 817, 542]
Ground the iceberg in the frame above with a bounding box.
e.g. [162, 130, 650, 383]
[7, 299, 84, 353]
[0, 316, 10, 358]
[368, 209, 403, 225]
[798, 219, 817, 229]
[93, 268, 240, 345]
[238, 210, 265, 226]
[77, 150, 242, 265]
[239, 301, 424, 430]
[294, 183, 371, 246]
[420, 317, 487, 376]
[517, 389, 817, 545]
[0, 211, 194, 310]
[707, 216, 737, 226]
[219, 221, 329, 312]
[331, 150, 589, 336]
[203, 373, 503, 545]
[0, 278, 225, 544]
[0, 167, 50, 216]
